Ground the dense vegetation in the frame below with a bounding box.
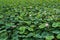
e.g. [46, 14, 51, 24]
[0, 0, 60, 40]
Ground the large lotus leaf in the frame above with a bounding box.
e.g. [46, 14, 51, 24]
[52, 30, 60, 34]
[56, 34, 60, 39]
[18, 26, 26, 34]
[27, 27, 34, 31]
[52, 22, 60, 28]
[0, 15, 3, 18]
[39, 23, 46, 29]
[45, 35, 54, 40]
